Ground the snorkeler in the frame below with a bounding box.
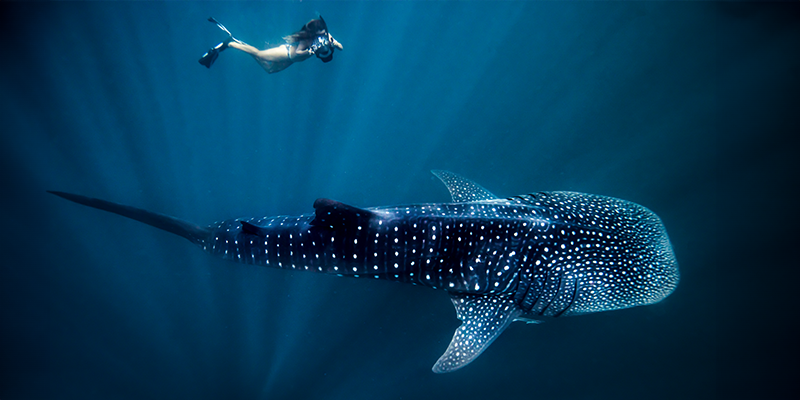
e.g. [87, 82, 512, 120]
[198, 16, 343, 74]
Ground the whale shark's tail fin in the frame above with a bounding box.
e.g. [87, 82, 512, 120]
[48, 191, 209, 245]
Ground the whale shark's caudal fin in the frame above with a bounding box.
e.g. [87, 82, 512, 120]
[47, 191, 209, 245]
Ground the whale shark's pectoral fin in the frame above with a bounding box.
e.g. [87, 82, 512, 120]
[433, 294, 522, 373]
[431, 170, 499, 203]
[310, 198, 375, 229]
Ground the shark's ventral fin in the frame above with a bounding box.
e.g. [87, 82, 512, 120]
[433, 294, 522, 373]
[431, 170, 499, 203]
[311, 198, 375, 229]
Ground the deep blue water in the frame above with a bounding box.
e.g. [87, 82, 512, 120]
[2, 2, 798, 399]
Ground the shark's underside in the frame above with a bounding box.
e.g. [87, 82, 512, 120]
[49, 171, 679, 372]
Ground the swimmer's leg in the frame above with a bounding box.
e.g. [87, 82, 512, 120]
[229, 43, 291, 63]
[228, 41, 262, 56]
[227, 43, 293, 74]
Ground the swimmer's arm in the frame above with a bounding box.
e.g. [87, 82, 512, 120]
[330, 35, 343, 50]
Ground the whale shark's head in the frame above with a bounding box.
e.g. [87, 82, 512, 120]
[635, 210, 680, 305]
[593, 200, 680, 312]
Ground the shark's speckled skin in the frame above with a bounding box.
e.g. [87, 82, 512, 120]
[49, 171, 679, 372]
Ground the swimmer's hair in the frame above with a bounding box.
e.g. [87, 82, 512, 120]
[284, 16, 329, 44]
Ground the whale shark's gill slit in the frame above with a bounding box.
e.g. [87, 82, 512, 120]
[538, 272, 563, 316]
[553, 281, 579, 317]
[511, 270, 526, 303]
[522, 277, 542, 312]
[529, 263, 550, 313]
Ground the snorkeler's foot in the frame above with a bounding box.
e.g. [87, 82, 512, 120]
[215, 39, 230, 51]
[215, 36, 244, 52]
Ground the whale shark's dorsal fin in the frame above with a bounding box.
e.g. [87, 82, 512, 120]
[431, 170, 499, 203]
[241, 221, 268, 236]
[311, 198, 375, 229]
[433, 294, 522, 373]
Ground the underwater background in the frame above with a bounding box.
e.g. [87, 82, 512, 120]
[1, 2, 798, 399]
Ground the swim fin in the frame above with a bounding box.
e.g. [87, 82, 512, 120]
[198, 39, 230, 68]
[199, 17, 245, 68]
[208, 17, 244, 44]
[199, 48, 219, 68]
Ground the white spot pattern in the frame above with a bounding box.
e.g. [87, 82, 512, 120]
[200, 171, 678, 373]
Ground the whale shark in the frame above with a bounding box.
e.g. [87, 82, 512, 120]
[49, 170, 679, 373]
